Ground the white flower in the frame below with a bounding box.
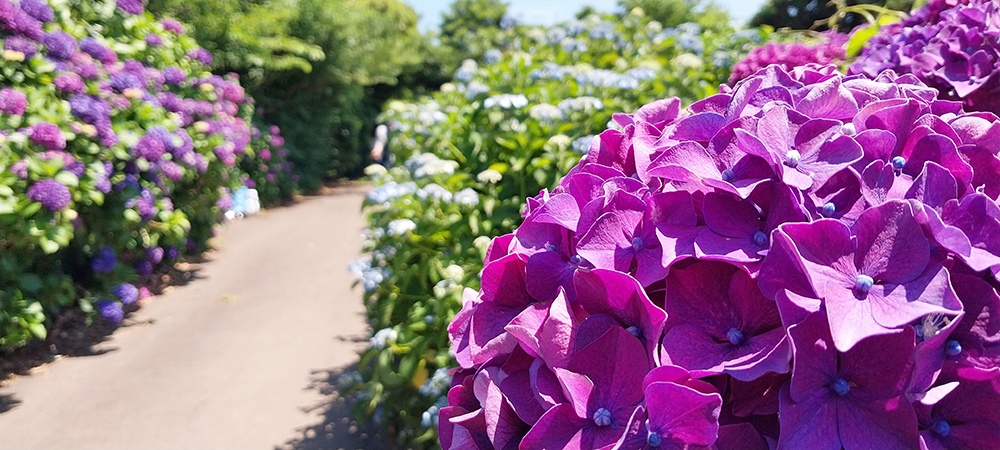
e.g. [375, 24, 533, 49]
[453, 187, 480, 206]
[474, 236, 492, 253]
[433, 279, 458, 298]
[548, 134, 572, 147]
[484, 49, 502, 64]
[387, 219, 416, 236]
[483, 93, 528, 109]
[673, 53, 703, 70]
[477, 169, 503, 184]
[364, 164, 387, 177]
[370, 328, 397, 349]
[557, 96, 604, 112]
[416, 183, 453, 202]
[529, 103, 564, 123]
[454, 59, 478, 82]
[572, 135, 596, 154]
[443, 264, 465, 281]
[464, 81, 490, 100]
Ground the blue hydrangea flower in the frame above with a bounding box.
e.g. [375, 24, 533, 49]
[98, 300, 124, 323]
[92, 246, 116, 273]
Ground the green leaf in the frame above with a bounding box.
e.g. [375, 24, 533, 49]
[19, 273, 42, 293]
[27, 323, 47, 339]
[847, 25, 878, 58]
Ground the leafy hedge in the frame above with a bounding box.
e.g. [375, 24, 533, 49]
[0, 0, 296, 349]
[346, 9, 769, 448]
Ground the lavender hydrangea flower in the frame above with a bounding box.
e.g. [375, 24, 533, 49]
[42, 31, 76, 60]
[26, 178, 70, 210]
[10, 159, 28, 178]
[0, 87, 27, 115]
[112, 283, 139, 304]
[91, 246, 116, 273]
[162, 66, 185, 85]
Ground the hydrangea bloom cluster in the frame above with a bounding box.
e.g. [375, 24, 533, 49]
[730, 31, 847, 84]
[443, 65, 1000, 449]
[849, 0, 1000, 115]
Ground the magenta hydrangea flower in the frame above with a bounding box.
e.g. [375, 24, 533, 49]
[26, 178, 70, 210]
[849, 0, 1000, 115]
[779, 312, 919, 450]
[731, 31, 848, 84]
[26, 122, 66, 150]
[0, 87, 27, 115]
[53, 72, 85, 94]
[441, 64, 1000, 449]
[144, 32, 162, 47]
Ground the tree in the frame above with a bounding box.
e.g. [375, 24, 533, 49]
[749, 0, 915, 31]
[439, 0, 509, 60]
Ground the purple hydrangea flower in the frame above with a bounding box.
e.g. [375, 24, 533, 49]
[18, 0, 52, 23]
[440, 64, 1000, 449]
[160, 18, 184, 34]
[26, 178, 70, 210]
[98, 300, 124, 323]
[131, 134, 165, 162]
[162, 66, 185, 86]
[188, 48, 212, 65]
[91, 246, 116, 273]
[109, 72, 144, 91]
[0, 87, 27, 115]
[849, 0, 1000, 115]
[115, 0, 143, 15]
[78, 37, 116, 64]
[42, 31, 76, 60]
[166, 247, 179, 260]
[26, 122, 66, 150]
[0, 0, 43, 41]
[53, 72, 85, 94]
[779, 312, 919, 450]
[10, 159, 28, 178]
[112, 283, 139, 304]
[135, 260, 153, 276]
[146, 246, 163, 264]
[144, 33, 162, 47]
[5, 35, 36, 57]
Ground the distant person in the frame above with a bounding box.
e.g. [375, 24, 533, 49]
[370, 122, 394, 168]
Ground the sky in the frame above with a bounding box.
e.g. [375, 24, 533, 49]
[405, 0, 769, 33]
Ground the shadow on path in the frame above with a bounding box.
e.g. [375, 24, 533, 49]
[276, 363, 388, 450]
[0, 393, 21, 413]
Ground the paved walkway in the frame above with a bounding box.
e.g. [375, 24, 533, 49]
[1, 187, 371, 450]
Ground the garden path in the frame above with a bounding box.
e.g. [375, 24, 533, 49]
[1, 186, 372, 450]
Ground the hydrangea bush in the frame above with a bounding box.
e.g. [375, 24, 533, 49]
[0, 0, 296, 348]
[347, 9, 771, 448]
[441, 64, 1000, 449]
[849, 0, 1000, 115]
